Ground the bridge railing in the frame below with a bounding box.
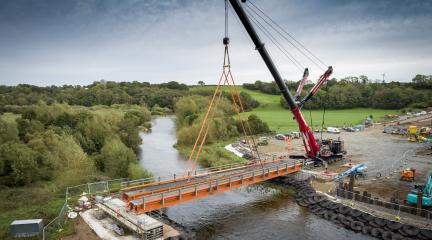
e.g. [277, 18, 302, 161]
[132, 159, 301, 206]
[120, 158, 294, 189]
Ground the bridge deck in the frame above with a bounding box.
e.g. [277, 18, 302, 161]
[121, 159, 302, 213]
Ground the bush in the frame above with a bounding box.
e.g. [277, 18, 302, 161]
[101, 138, 137, 178]
[245, 114, 270, 134]
[128, 163, 153, 180]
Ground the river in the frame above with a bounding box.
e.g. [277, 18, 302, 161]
[138, 116, 372, 240]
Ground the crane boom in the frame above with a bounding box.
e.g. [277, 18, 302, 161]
[228, 0, 328, 158]
[294, 68, 309, 101]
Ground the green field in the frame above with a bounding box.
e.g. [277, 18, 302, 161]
[191, 86, 399, 132]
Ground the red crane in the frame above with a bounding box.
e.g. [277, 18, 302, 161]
[229, 0, 335, 161]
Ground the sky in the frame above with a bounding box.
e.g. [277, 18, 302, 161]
[1, 0, 431, 86]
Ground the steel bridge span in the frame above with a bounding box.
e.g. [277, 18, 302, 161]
[121, 158, 302, 213]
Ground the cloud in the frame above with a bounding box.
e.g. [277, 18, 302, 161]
[0, 0, 431, 86]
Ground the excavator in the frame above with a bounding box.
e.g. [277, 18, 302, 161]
[229, 0, 345, 166]
[407, 172, 432, 207]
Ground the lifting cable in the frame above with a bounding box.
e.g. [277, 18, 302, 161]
[244, 7, 304, 72]
[246, 1, 328, 70]
[183, 1, 264, 177]
[243, 1, 333, 146]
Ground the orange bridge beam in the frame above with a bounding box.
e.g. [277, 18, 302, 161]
[125, 162, 302, 213]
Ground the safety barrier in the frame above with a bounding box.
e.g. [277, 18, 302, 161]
[336, 187, 432, 221]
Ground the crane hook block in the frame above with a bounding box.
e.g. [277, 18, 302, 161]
[223, 37, 230, 45]
[241, 0, 247, 3]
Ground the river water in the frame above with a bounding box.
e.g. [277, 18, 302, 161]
[139, 116, 372, 240]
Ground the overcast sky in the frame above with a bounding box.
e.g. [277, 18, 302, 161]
[1, 0, 431, 86]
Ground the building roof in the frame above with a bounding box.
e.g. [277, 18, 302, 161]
[11, 219, 42, 225]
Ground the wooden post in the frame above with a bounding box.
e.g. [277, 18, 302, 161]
[417, 190, 423, 216]
[348, 172, 355, 191]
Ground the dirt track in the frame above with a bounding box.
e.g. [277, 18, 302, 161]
[61, 217, 99, 240]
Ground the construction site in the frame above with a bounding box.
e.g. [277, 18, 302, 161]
[47, 109, 431, 240]
[5, 1, 432, 240]
[43, 0, 432, 239]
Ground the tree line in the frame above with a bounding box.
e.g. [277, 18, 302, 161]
[244, 74, 432, 110]
[0, 80, 261, 114]
[0, 81, 190, 111]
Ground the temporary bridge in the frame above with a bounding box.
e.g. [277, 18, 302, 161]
[122, 158, 301, 213]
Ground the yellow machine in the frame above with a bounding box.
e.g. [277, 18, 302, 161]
[407, 126, 426, 142]
[408, 126, 417, 142]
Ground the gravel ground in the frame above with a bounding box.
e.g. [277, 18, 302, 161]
[257, 118, 432, 201]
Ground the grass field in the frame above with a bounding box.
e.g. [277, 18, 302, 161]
[191, 86, 399, 132]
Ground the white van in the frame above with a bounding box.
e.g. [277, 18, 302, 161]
[327, 127, 341, 134]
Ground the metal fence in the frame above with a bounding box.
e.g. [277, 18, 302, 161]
[336, 187, 432, 222]
[42, 178, 126, 240]
[356, 149, 413, 181]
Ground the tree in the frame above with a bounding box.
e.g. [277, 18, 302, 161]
[16, 118, 44, 142]
[118, 118, 142, 151]
[236, 92, 259, 111]
[100, 138, 137, 178]
[128, 162, 152, 179]
[245, 114, 270, 134]
[412, 74, 432, 89]
[198, 81, 205, 86]
[0, 118, 19, 144]
[0, 143, 38, 186]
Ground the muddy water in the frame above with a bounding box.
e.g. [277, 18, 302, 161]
[139, 116, 372, 240]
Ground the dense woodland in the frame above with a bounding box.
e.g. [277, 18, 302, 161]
[0, 81, 188, 111]
[243, 74, 432, 110]
[0, 104, 152, 188]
